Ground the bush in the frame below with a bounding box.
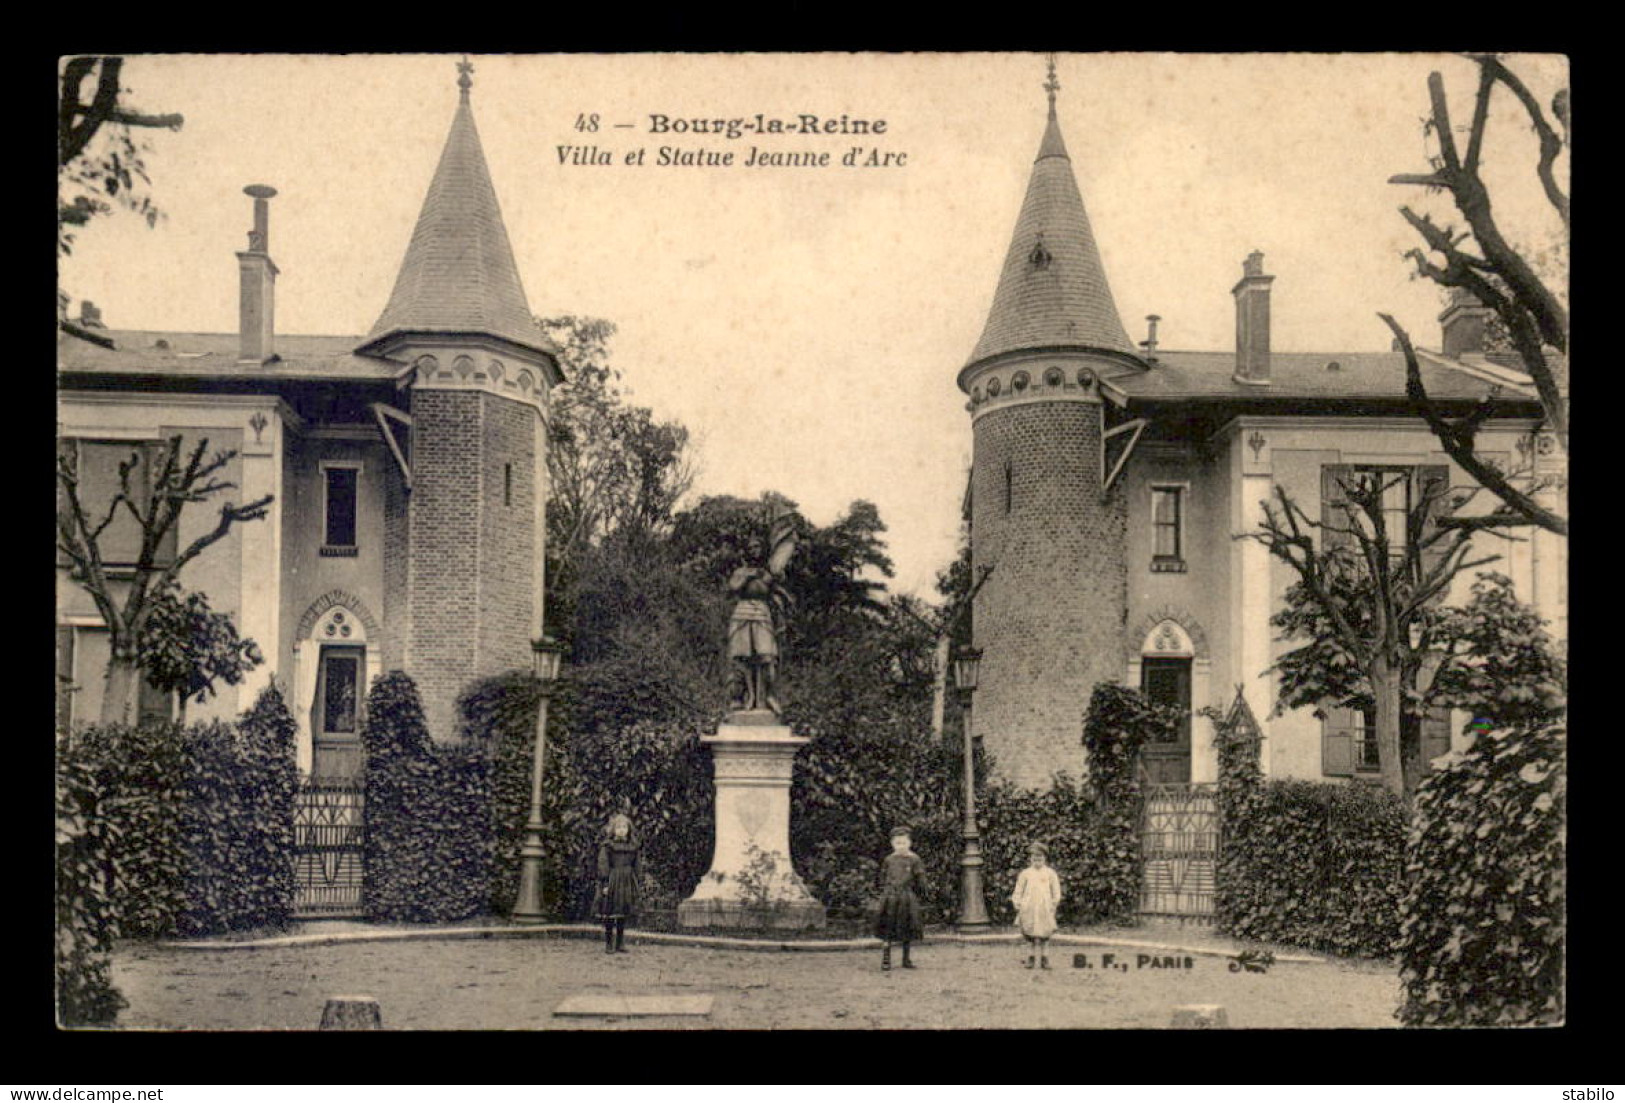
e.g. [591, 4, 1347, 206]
[1215, 710, 1406, 956]
[363, 672, 493, 922]
[55, 698, 298, 942]
[1397, 723, 1565, 1026]
[981, 772, 1102, 925]
[55, 738, 127, 1026]
[1080, 683, 1167, 924]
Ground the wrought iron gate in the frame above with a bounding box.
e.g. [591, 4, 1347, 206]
[1139, 783, 1217, 921]
[293, 779, 365, 918]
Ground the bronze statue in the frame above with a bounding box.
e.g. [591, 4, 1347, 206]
[727, 511, 797, 714]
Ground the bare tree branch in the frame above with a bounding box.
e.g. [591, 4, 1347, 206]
[1380, 314, 1566, 535]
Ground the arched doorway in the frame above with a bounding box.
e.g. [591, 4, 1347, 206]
[291, 592, 381, 781]
[1137, 619, 1196, 785]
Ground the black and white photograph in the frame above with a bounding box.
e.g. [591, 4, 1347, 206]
[54, 52, 1568, 1034]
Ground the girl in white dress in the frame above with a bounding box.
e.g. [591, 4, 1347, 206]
[1011, 842, 1062, 969]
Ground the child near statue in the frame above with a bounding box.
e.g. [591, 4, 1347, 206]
[875, 826, 926, 971]
[1011, 841, 1062, 969]
[596, 813, 640, 954]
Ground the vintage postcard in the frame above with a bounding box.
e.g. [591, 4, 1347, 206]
[55, 52, 1567, 1033]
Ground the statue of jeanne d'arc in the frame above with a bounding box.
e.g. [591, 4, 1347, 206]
[727, 510, 798, 716]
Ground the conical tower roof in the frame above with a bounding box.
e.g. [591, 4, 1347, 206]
[966, 77, 1135, 368]
[360, 63, 553, 360]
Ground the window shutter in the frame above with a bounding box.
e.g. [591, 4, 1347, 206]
[56, 439, 79, 568]
[1417, 465, 1452, 579]
[55, 626, 76, 730]
[1420, 707, 1453, 768]
[146, 441, 179, 567]
[1322, 707, 1354, 777]
[1321, 464, 1352, 553]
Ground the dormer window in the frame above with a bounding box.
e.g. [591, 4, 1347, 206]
[1029, 237, 1052, 269]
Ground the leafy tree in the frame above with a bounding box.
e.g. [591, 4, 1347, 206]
[1380, 54, 1568, 536]
[56, 436, 273, 724]
[537, 315, 696, 582]
[1249, 473, 1495, 801]
[137, 582, 264, 722]
[59, 56, 183, 340]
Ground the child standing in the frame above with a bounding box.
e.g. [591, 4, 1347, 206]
[596, 813, 640, 954]
[875, 825, 926, 971]
[1011, 842, 1062, 969]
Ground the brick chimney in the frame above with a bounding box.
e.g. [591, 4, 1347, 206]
[236, 184, 279, 363]
[1232, 250, 1274, 385]
[1439, 287, 1494, 358]
[78, 301, 104, 329]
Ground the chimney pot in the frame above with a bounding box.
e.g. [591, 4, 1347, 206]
[79, 301, 104, 329]
[1140, 314, 1161, 357]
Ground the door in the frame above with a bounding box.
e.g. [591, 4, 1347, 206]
[313, 645, 365, 781]
[1140, 657, 1192, 785]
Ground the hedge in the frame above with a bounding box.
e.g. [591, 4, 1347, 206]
[54, 685, 300, 942]
[459, 670, 716, 920]
[362, 672, 492, 922]
[55, 739, 127, 1026]
[1214, 708, 1406, 956]
[1397, 723, 1565, 1026]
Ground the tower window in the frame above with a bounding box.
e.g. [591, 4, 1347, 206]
[1004, 460, 1013, 514]
[504, 462, 513, 507]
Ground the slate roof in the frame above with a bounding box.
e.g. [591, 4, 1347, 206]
[358, 84, 555, 360]
[967, 105, 1136, 367]
[57, 329, 398, 382]
[1111, 349, 1535, 404]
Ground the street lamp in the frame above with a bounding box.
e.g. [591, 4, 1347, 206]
[513, 635, 565, 923]
[953, 647, 991, 932]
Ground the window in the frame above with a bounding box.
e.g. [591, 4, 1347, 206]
[1003, 460, 1013, 514]
[1150, 485, 1184, 570]
[1140, 657, 1192, 746]
[318, 648, 362, 736]
[504, 462, 513, 507]
[1323, 704, 1454, 778]
[1321, 463, 1450, 564]
[55, 626, 75, 731]
[59, 439, 179, 570]
[322, 463, 360, 553]
[54, 624, 172, 729]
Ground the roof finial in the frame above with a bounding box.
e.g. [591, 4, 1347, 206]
[457, 55, 474, 100]
[1043, 52, 1059, 119]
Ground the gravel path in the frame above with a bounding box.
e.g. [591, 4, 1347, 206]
[110, 930, 1401, 1030]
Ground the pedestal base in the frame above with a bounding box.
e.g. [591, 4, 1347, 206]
[677, 716, 827, 931]
[677, 898, 827, 930]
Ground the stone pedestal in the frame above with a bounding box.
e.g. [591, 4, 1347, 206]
[678, 714, 826, 930]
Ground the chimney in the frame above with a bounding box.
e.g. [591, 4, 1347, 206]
[1439, 286, 1494, 358]
[1140, 314, 1161, 359]
[236, 184, 279, 363]
[78, 301, 104, 329]
[1232, 250, 1274, 385]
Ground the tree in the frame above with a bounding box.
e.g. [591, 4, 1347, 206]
[1381, 54, 1568, 536]
[1248, 473, 1496, 800]
[56, 436, 272, 724]
[59, 57, 183, 340]
[137, 582, 264, 723]
[537, 315, 696, 579]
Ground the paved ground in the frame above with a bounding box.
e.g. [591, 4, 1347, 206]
[108, 924, 1402, 1030]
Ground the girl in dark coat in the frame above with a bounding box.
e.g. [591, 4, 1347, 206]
[596, 813, 640, 954]
[875, 825, 926, 971]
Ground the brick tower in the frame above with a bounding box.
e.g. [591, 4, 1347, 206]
[356, 60, 563, 738]
[959, 61, 1145, 788]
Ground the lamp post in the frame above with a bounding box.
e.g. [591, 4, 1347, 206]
[953, 647, 991, 931]
[512, 636, 564, 923]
